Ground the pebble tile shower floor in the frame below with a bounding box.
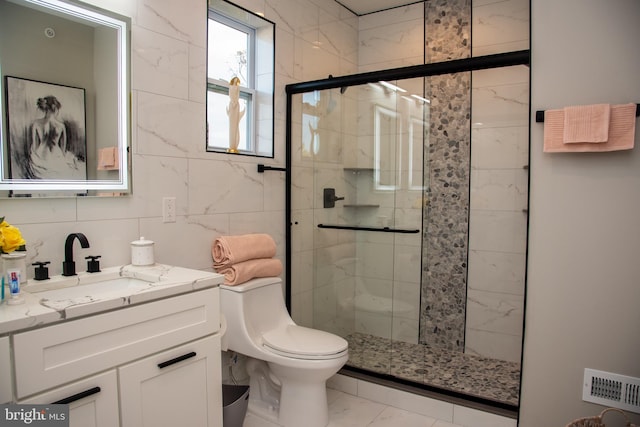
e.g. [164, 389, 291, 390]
[345, 332, 521, 407]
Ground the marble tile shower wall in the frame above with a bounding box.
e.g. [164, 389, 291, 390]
[466, 66, 529, 363]
[467, 0, 529, 363]
[341, 2, 444, 347]
[4, 0, 358, 280]
[347, 78, 425, 344]
[286, 1, 360, 327]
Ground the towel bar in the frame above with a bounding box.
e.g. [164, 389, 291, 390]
[257, 164, 287, 173]
[317, 224, 420, 234]
[535, 104, 640, 123]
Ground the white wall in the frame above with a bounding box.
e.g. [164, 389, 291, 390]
[521, 0, 640, 425]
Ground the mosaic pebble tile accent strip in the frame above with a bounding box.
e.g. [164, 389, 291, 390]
[346, 332, 520, 407]
[420, 0, 473, 352]
[421, 73, 472, 350]
[425, 0, 471, 64]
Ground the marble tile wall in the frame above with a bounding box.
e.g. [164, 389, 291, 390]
[466, 65, 529, 363]
[346, 6, 428, 347]
[3, 0, 357, 301]
[285, 0, 359, 327]
[472, 0, 530, 56]
[466, 0, 529, 363]
[358, 3, 425, 72]
[347, 78, 424, 344]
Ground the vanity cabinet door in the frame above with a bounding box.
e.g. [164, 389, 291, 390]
[119, 334, 222, 427]
[19, 370, 119, 427]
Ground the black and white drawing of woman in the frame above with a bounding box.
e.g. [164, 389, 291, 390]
[25, 95, 84, 180]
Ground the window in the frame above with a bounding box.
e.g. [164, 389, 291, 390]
[207, 1, 274, 157]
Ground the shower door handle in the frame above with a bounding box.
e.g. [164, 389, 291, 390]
[323, 188, 344, 208]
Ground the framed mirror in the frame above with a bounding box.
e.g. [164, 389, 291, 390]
[0, 0, 130, 196]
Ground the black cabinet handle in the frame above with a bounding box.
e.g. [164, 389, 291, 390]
[52, 386, 101, 404]
[157, 351, 196, 369]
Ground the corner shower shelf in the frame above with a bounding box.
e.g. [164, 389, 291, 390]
[343, 204, 380, 208]
[317, 224, 420, 233]
[344, 167, 374, 173]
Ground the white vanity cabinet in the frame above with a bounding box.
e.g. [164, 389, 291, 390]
[10, 287, 223, 426]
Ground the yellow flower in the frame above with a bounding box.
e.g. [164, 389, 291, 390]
[0, 218, 26, 253]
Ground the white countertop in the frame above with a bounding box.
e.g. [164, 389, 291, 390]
[0, 264, 224, 335]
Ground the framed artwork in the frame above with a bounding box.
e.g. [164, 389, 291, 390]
[5, 76, 87, 181]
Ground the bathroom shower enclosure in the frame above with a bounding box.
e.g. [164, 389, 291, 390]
[286, 51, 530, 411]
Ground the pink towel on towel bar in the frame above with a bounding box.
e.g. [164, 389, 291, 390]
[212, 234, 277, 267]
[215, 258, 283, 285]
[543, 103, 637, 153]
[563, 104, 610, 143]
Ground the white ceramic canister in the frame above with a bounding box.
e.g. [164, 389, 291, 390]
[131, 237, 155, 266]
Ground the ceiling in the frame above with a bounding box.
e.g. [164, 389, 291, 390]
[335, 0, 420, 15]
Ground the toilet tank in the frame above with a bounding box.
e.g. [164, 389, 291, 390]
[221, 277, 293, 336]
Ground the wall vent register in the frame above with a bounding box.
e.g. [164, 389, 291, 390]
[583, 368, 640, 414]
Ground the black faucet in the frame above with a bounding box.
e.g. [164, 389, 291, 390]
[62, 233, 90, 276]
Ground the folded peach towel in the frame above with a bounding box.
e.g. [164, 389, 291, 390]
[544, 103, 637, 153]
[215, 258, 283, 285]
[212, 234, 277, 267]
[563, 104, 610, 143]
[97, 147, 119, 170]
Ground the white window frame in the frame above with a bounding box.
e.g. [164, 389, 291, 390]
[206, 0, 275, 157]
[207, 11, 256, 154]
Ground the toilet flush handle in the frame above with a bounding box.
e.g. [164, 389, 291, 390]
[220, 314, 229, 351]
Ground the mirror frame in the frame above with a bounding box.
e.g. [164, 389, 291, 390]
[0, 0, 130, 193]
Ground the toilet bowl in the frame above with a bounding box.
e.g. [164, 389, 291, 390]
[220, 277, 348, 427]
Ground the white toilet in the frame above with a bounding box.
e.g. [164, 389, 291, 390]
[220, 277, 348, 427]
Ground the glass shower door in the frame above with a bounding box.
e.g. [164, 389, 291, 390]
[287, 52, 529, 409]
[289, 78, 427, 377]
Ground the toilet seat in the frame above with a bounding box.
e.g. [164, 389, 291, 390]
[263, 325, 348, 360]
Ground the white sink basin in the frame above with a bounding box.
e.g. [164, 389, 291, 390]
[24, 267, 154, 302]
[33, 277, 151, 301]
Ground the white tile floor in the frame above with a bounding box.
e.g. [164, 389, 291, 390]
[243, 389, 463, 427]
[241, 374, 518, 427]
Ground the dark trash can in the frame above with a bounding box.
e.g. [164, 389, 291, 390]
[222, 384, 250, 427]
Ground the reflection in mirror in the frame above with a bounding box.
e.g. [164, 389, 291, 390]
[408, 117, 427, 191]
[0, 0, 130, 197]
[300, 88, 342, 161]
[374, 105, 398, 190]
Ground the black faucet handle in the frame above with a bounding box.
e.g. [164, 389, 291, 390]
[85, 255, 101, 273]
[32, 261, 51, 281]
